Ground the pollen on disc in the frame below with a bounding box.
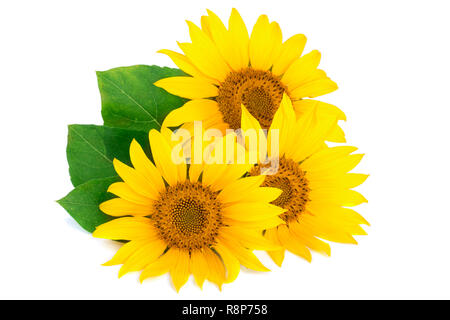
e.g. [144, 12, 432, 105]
[152, 181, 223, 251]
[217, 68, 286, 130]
[250, 157, 310, 223]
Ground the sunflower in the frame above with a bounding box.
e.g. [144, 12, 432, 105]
[241, 94, 368, 266]
[154, 8, 346, 142]
[92, 128, 285, 291]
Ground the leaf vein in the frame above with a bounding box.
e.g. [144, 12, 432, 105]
[101, 75, 161, 127]
[71, 127, 112, 164]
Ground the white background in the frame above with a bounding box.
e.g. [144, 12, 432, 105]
[1, 0, 449, 299]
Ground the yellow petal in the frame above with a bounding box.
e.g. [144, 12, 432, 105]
[335, 207, 370, 226]
[305, 208, 368, 235]
[202, 137, 253, 191]
[268, 93, 297, 156]
[316, 214, 367, 236]
[293, 99, 346, 121]
[220, 236, 270, 272]
[118, 239, 167, 278]
[301, 146, 358, 171]
[265, 229, 286, 265]
[221, 227, 281, 251]
[333, 154, 366, 175]
[189, 163, 204, 183]
[99, 198, 152, 217]
[289, 222, 331, 256]
[293, 99, 346, 144]
[269, 21, 283, 63]
[205, 10, 236, 69]
[267, 249, 285, 267]
[129, 139, 165, 193]
[200, 15, 213, 39]
[321, 233, 358, 244]
[282, 50, 321, 91]
[286, 109, 337, 162]
[140, 249, 178, 283]
[290, 78, 338, 99]
[301, 214, 359, 244]
[309, 188, 368, 207]
[190, 250, 209, 289]
[113, 159, 158, 200]
[162, 99, 220, 128]
[107, 182, 153, 206]
[288, 68, 330, 92]
[277, 225, 312, 262]
[201, 164, 227, 190]
[103, 240, 146, 266]
[157, 49, 215, 83]
[154, 76, 218, 99]
[93, 217, 157, 240]
[204, 248, 226, 290]
[241, 104, 263, 132]
[264, 228, 282, 245]
[160, 127, 189, 182]
[149, 129, 185, 186]
[237, 187, 282, 203]
[303, 147, 364, 177]
[223, 202, 285, 221]
[308, 173, 368, 190]
[326, 124, 346, 143]
[217, 175, 265, 204]
[207, 163, 253, 192]
[227, 8, 249, 69]
[223, 216, 285, 230]
[166, 124, 190, 163]
[294, 99, 346, 142]
[249, 15, 282, 70]
[301, 68, 328, 83]
[214, 242, 240, 283]
[185, 21, 230, 81]
[272, 34, 307, 76]
[170, 249, 190, 292]
[241, 105, 267, 160]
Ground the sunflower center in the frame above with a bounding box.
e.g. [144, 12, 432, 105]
[217, 68, 286, 130]
[268, 177, 294, 208]
[152, 181, 223, 251]
[250, 157, 310, 223]
[172, 198, 208, 235]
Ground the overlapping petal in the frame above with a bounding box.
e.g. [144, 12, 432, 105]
[94, 127, 284, 291]
[156, 8, 343, 136]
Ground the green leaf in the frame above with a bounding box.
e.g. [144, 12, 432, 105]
[57, 177, 120, 233]
[67, 124, 150, 187]
[97, 65, 187, 131]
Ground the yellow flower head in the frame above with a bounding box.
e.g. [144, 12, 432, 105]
[241, 94, 368, 266]
[154, 8, 346, 142]
[93, 128, 284, 291]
